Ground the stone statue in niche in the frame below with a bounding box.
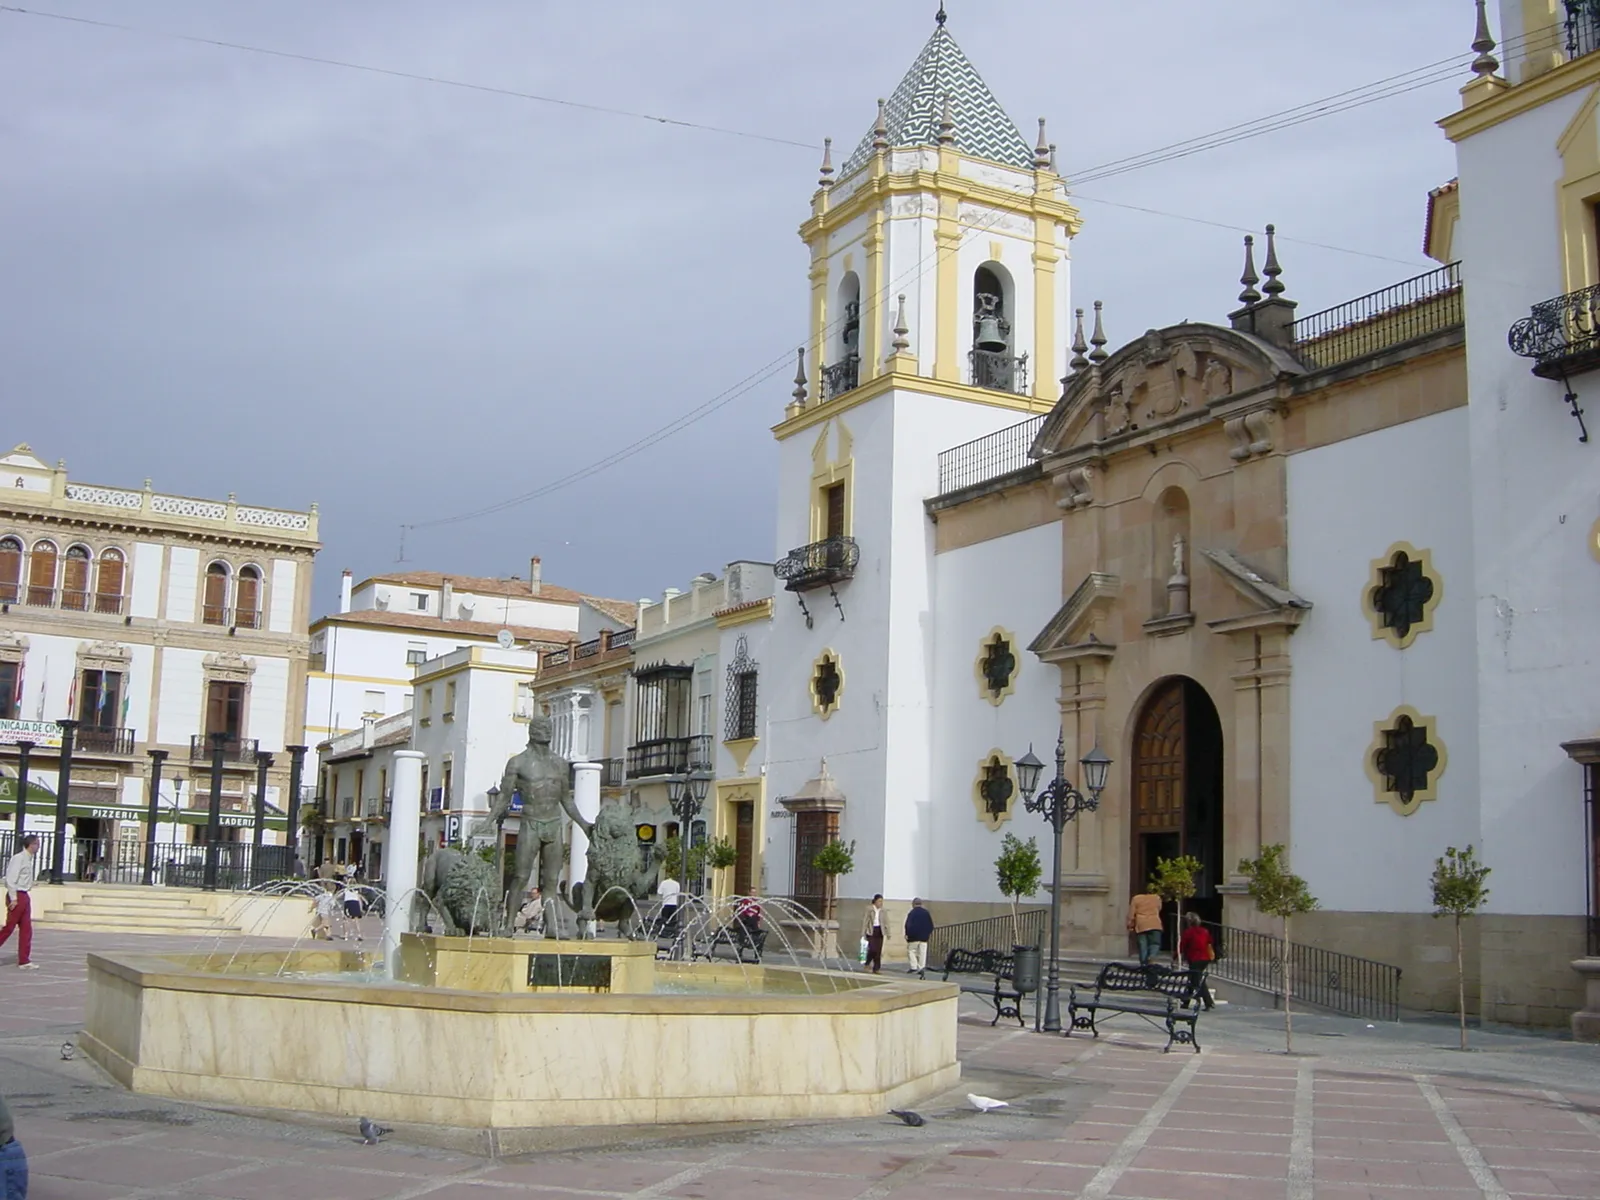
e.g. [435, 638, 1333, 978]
[476, 714, 594, 937]
[1166, 533, 1191, 618]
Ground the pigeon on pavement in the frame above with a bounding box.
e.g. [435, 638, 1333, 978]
[60, 1043, 75, 1061]
[888, 1109, 926, 1127]
[359, 1117, 392, 1145]
[967, 1093, 1009, 1112]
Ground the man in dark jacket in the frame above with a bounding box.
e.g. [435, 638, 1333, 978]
[1, 1091, 27, 1199]
[904, 898, 934, 978]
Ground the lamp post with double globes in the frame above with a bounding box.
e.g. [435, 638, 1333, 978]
[1014, 735, 1112, 1034]
[666, 764, 714, 905]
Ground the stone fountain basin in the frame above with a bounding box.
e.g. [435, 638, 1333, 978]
[81, 939, 961, 1128]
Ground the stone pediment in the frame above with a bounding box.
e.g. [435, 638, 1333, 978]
[1031, 323, 1305, 461]
[1200, 548, 1312, 634]
[1028, 572, 1120, 662]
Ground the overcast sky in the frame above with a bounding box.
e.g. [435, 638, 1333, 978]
[1, 0, 1470, 614]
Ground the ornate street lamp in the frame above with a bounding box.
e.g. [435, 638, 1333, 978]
[1015, 734, 1111, 1033]
[667, 765, 714, 899]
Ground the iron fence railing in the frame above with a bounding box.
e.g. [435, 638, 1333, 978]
[574, 636, 602, 660]
[188, 735, 260, 763]
[610, 628, 635, 649]
[599, 757, 625, 788]
[1291, 262, 1461, 369]
[822, 354, 860, 399]
[1204, 921, 1402, 1022]
[969, 349, 1029, 394]
[76, 726, 135, 755]
[625, 734, 712, 779]
[0, 832, 298, 889]
[927, 907, 1050, 966]
[1509, 280, 1600, 381]
[937, 414, 1046, 495]
[774, 535, 859, 592]
[1568, 0, 1600, 59]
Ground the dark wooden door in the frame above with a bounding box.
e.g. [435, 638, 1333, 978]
[733, 803, 754, 897]
[1131, 680, 1186, 897]
[824, 484, 846, 540]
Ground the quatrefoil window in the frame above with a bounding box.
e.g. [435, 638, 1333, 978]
[972, 751, 1017, 830]
[975, 627, 1020, 706]
[1364, 543, 1441, 649]
[811, 650, 843, 719]
[1365, 706, 1447, 816]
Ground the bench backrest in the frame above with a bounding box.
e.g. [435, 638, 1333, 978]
[1094, 961, 1191, 1000]
[942, 948, 1014, 980]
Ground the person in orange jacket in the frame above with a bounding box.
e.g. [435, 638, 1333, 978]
[1127, 888, 1163, 966]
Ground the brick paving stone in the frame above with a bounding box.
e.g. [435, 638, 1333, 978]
[480, 1155, 728, 1189]
[178, 1163, 432, 1200]
[40, 1143, 240, 1189]
[1109, 1167, 1290, 1199]
[662, 1166, 874, 1198]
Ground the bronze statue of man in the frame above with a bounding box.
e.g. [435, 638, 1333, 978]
[476, 714, 592, 932]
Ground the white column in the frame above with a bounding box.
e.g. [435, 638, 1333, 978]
[384, 750, 425, 976]
[568, 761, 601, 891]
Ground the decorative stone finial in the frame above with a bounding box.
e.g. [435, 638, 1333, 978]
[1238, 235, 1261, 305]
[1471, 0, 1499, 78]
[792, 347, 808, 406]
[1262, 224, 1286, 298]
[891, 295, 911, 352]
[937, 95, 955, 146]
[1069, 308, 1089, 373]
[1033, 118, 1050, 169]
[1088, 301, 1109, 364]
[872, 99, 889, 151]
[1049, 143, 1058, 173]
[818, 137, 834, 188]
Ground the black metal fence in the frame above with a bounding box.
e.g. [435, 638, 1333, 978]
[822, 354, 861, 399]
[625, 734, 712, 779]
[969, 349, 1029, 395]
[1508, 281, 1600, 380]
[1204, 921, 1402, 1022]
[1568, 0, 1600, 60]
[927, 907, 1050, 966]
[0, 831, 298, 890]
[1290, 262, 1462, 370]
[936, 414, 1045, 495]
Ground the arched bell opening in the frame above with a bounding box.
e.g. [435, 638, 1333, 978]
[971, 262, 1024, 393]
[824, 272, 862, 399]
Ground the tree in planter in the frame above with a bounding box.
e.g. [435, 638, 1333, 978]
[705, 836, 739, 903]
[810, 838, 856, 920]
[1238, 844, 1319, 1053]
[1149, 854, 1203, 960]
[1431, 844, 1491, 1051]
[994, 833, 1043, 947]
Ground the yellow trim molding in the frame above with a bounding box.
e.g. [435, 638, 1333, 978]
[1441, 43, 1600, 143]
[1558, 85, 1600, 293]
[774, 366, 1052, 442]
[974, 627, 1020, 706]
[723, 737, 759, 777]
[810, 648, 844, 720]
[1365, 705, 1448, 817]
[1363, 542, 1443, 650]
[810, 420, 855, 542]
[1590, 515, 1600, 562]
[971, 749, 1017, 831]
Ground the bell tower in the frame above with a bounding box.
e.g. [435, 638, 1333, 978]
[764, 10, 1081, 919]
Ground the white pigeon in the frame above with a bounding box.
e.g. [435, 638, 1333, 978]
[967, 1093, 1009, 1112]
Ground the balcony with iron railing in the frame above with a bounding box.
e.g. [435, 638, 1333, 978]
[935, 414, 1046, 496]
[774, 536, 859, 593]
[1568, 0, 1600, 60]
[821, 354, 860, 399]
[188, 734, 261, 763]
[1509, 280, 1600, 387]
[600, 757, 626, 788]
[626, 733, 712, 779]
[1291, 262, 1462, 370]
[76, 726, 135, 756]
[969, 349, 1029, 394]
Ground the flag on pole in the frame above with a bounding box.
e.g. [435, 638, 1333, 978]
[11, 658, 21, 712]
[121, 673, 130, 727]
[66, 671, 79, 721]
[34, 657, 46, 720]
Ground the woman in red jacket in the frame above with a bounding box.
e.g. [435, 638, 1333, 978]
[1177, 912, 1216, 1011]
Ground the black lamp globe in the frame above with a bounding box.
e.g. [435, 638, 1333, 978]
[1080, 745, 1112, 800]
[1014, 746, 1045, 801]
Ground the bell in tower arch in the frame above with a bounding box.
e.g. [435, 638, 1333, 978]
[974, 292, 1008, 352]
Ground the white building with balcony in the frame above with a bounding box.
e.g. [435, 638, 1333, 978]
[0, 441, 318, 878]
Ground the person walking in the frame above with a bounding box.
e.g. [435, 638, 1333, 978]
[0, 1091, 28, 1200]
[903, 898, 933, 978]
[861, 894, 886, 974]
[339, 880, 366, 942]
[1177, 912, 1217, 1010]
[311, 883, 336, 941]
[1127, 887, 1163, 967]
[0, 835, 39, 970]
[655, 873, 682, 939]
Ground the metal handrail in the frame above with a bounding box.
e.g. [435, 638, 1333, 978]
[1509, 280, 1600, 380]
[1568, 0, 1600, 59]
[1292, 262, 1461, 369]
[1203, 921, 1402, 1021]
[927, 908, 1050, 966]
[822, 354, 860, 399]
[936, 414, 1046, 495]
[969, 349, 1029, 394]
[774, 536, 859, 592]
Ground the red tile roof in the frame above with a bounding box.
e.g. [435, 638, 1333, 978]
[583, 596, 638, 627]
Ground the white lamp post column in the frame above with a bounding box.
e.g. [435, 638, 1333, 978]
[384, 750, 426, 976]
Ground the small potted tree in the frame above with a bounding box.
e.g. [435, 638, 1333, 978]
[995, 832, 1043, 997]
[1238, 844, 1319, 1053]
[706, 836, 738, 904]
[1431, 844, 1491, 1050]
[1150, 854, 1202, 961]
[810, 838, 856, 922]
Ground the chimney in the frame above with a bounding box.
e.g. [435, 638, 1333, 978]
[528, 556, 542, 596]
[441, 579, 454, 622]
[339, 569, 353, 614]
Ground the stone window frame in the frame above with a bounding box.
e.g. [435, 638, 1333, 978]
[1363, 541, 1442, 650]
[810, 649, 844, 720]
[197, 552, 272, 631]
[971, 749, 1018, 831]
[201, 650, 257, 748]
[1364, 704, 1448, 816]
[974, 627, 1020, 706]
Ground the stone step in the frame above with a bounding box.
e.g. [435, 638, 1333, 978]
[35, 914, 238, 934]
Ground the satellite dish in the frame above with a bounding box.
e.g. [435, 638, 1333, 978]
[496, 628, 515, 650]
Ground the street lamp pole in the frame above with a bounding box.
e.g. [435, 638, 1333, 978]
[1015, 734, 1111, 1034]
[666, 760, 713, 955]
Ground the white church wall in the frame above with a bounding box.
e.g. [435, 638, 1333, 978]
[929, 519, 1062, 903]
[1455, 87, 1595, 916]
[1287, 407, 1478, 912]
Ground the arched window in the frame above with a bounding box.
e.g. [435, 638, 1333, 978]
[95, 549, 125, 615]
[202, 561, 231, 626]
[0, 537, 21, 604]
[824, 272, 863, 399]
[971, 263, 1024, 393]
[236, 565, 262, 629]
[27, 540, 58, 607]
[61, 544, 92, 611]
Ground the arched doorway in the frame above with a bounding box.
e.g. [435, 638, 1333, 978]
[1130, 677, 1224, 926]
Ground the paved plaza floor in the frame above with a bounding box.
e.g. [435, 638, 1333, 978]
[4, 927, 1600, 1198]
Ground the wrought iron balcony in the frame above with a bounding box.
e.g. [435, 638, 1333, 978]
[76, 726, 134, 755]
[1568, 0, 1600, 60]
[821, 354, 860, 400]
[188, 734, 261, 763]
[969, 349, 1029, 394]
[600, 757, 626, 788]
[626, 734, 712, 779]
[775, 535, 859, 593]
[1509, 283, 1600, 380]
